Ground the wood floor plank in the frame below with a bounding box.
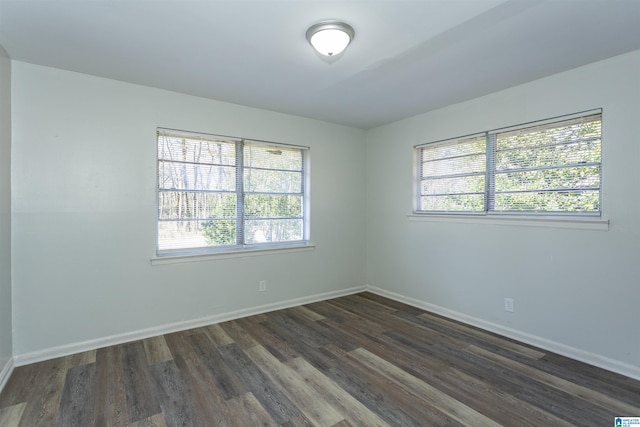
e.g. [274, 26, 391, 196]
[356, 292, 425, 315]
[268, 309, 359, 353]
[93, 344, 129, 427]
[414, 311, 546, 359]
[431, 339, 619, 423]
[327, 297, 449, 348]
[332, 315, 451, 374]
[331, 299, 440, 339]
[363, 325, 572, 427]
[285, 357, 390, 427]
[201, 323, 235, 347]
[218, 318, 261, 349]
[340, 293, 398, 313]
[150, 360, 202, 427]
[526, 351, 640, 405]
[386, 326, 568, 419]
[244, 344, 345, 426]
[252, 315, 342, 372]
[121, 341, 161, 423]
[55, 362, 96, 427]
[335, 318, 569, 427]
[291, 304, 326, 322]
[350, 347, 502, 427]
[128, 413, 168, 427]
[234, 315, 301, 362]
[0, 359, 67, 411]
[187, 332, 248, 400]
[0, 402, 26, 427]
[440, 367, 576, 427]
[468, 344, 640, 415]
[142, 336, 173, 366]
[67, 349, 97, 367]
[303, 301, 352, 324]
[163, 331, 240, 425]
[226, 392, 278, 427]
[353, 316, 618, 425]
[308, 301, 389, 338]
[323, 347, 458, 426]
[16, 357, 69, 427]
[216, 343, 311, 425]
[0, 366, 31, 408]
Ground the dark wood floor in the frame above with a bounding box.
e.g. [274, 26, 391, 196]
[1, 292, 639, 426]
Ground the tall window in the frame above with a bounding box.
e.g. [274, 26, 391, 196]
[157, 129, 308, 256]
[415, 110, 602, 216]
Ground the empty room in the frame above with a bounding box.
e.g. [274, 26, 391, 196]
[0, 0, 639, 425]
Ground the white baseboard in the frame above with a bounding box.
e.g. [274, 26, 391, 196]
[366, 285, 640, 381]
[13, 283, 639, 382]
[0, 356, 14, 394]
[13, 285, 366, 367]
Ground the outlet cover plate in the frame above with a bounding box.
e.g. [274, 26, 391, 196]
[504, 298, 514, 312]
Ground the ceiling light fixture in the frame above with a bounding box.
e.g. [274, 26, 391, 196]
[306, 20, 355, 57]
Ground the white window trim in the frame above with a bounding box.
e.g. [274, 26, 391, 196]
[151, 243, 315, 265]
[155, 128, 311, 260]
[413, 109, 603, 219]
[408, 213, 609, 231]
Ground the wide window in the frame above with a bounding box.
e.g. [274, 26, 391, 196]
[415, 110, 602, 216]
[157, 129, 309, 256]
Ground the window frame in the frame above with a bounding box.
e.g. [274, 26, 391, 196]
[155, 128, 311, 258]
[414, 109, 603, 219]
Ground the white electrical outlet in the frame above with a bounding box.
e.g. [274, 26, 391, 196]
[259, 280, 267, 292]
[504, 298, 514, 312]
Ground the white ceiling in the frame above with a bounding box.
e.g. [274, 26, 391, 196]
[0, 0, 639, 129]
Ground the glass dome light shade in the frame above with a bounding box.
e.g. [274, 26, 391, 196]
[306, 21, 355, 57]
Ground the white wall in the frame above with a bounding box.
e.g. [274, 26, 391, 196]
[0, 46, 12, 375]
[8, 51, 640, 378]
[11, 62, 367, 357]
[366, 50, 640, 375]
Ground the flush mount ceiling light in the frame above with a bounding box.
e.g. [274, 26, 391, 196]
[306, 20, 355, 57]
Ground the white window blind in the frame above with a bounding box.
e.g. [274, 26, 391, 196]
[157, 129, 308, 255]
[490, 113, 601, 214]
[415, 110, 602, 217]
[418, 134, 486, 213]
[243, 143, 305, 244]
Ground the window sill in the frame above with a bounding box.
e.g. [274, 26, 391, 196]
[151, 243, 315, 265]
[408, 214, 609, 231]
